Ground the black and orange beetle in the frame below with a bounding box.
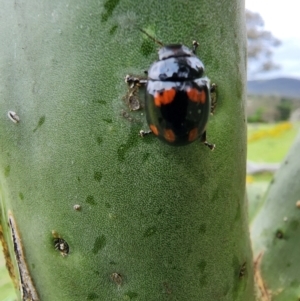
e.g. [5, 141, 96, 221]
[125, 30, 216, 149]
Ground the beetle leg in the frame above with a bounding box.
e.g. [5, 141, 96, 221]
[210, 83, 217, 115]
[192, 40, 199, 54]
[200, 131, 215, 150]
[125, 74, 147, 89]
[139, 129, 152, 137]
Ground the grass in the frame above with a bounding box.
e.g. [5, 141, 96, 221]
[247, 122, 300, 163]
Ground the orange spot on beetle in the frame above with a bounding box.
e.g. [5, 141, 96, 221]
[149, 124, 159, 136]
[187, 88, 206, 104]
[154, 89, 176, 106]
[188, 128, 198, 142]
[164, 129, 176, 143]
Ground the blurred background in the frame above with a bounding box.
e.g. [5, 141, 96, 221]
[245, 0, 300, 219]
[1, 1, 299, 299]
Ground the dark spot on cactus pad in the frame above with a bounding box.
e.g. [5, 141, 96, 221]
[94, 171, 103, 182]
[103, 118, 113, 123]
[33, 115, 45, 132]
[96, 136, 103, 145]
[105, 202, 111, 208]
[109, 260, 117, 265]
[156, 208, 163, 215]
[197, 259, 207, 273]
[124, 291, 138, 299]
[290, 219, 299, 231]
[101, 0, 121, 22]
[142, 152, 150, 162]
[4, 165, 10, 177]
[239, 262, 247, 278]
[111, 272, 122, 286]
[199, 223, 206, 234]
[275, 229, 284, 239]
[19, 192, 24, 200]
[95, 99, 107, 105]
[53, 237, 69, 256]
[109, 24, 118, 35]
[140, 38, 155, 57]
[87, 292, 99, 300]
[117, 126, 139, 162]
[92, 235, 106, 254]
[163, 282, 172, 295]
[144, 226, 157, 237]
[86, 195, 96, 205]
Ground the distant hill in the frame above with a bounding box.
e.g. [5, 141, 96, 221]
[247, 77, 300, 99]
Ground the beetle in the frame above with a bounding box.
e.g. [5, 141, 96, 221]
[125, 29, 216, 149]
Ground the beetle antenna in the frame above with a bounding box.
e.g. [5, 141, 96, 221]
[139, 28, 164, 47]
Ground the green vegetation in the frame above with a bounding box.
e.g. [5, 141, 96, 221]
[247, 122, 300, 163]
[0, 254, 16, 301]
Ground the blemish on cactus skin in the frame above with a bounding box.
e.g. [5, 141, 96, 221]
[290, 219, 299, 231]
[94, 171, 103, 182]
[275, 229, 284, 239]
[95, 99, 107, 105]
[33, 115, 45, 132]
[86, 195, 96, 205]
[9, 212, 40, 300]
[143, 226, 157, 237]
[239, 262, 247, 278]
[117, 127, 139, 162]
[124, 291, 138, 299]
[19, 192, 24, 200]
[140, 39, 155, 57]
[52, 231, 69, 256]
[101, 0, 121, 22]
[197, 259, 207, 273]
[109, 24, 118, 35]
[87, 292, 99, 300]
[96, 136, 103, 145]
[142, 152, 150, 162]
[103, 118, 113, 123]
[163, 282, 172, 295]
[92, 235, 106, 254]
[156, 208, 163, 215]
[8, 111, 20, 123]
[111, 272, 122, 286]
[73, 204, 81, 211]
[199, 223, 206, 234]
[296, 200, 300, 208]
[4, 165, 10, 177]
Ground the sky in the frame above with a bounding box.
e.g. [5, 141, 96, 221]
[245, 0, 300, 80]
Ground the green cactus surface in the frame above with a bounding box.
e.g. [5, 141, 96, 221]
[0, 1, 254, 300]
[251, 131, 300, 300]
